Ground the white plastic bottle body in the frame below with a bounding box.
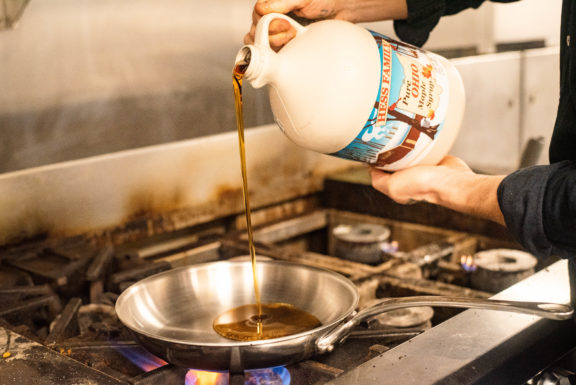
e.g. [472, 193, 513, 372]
[239, 14, 465, 171]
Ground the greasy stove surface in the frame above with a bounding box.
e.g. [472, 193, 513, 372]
[0, 208, 561, 384]
[0, 328, 125, 385]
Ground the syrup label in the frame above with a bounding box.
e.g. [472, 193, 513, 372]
[331, 30, 451, 169]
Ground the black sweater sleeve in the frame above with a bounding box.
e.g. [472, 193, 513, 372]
[543, 161, 576, 255]
[497, 160, 576, 259]
[394, 0, 521, 47]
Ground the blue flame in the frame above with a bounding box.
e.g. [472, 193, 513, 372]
[117, 345, 290, 385]
[116, 346, 167, 371]
[245, 366, 291, 385]
[186, 366, 290, 385]
[185, 370, 229, 385]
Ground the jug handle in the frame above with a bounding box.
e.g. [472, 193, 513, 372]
[254, 13, 307, 50]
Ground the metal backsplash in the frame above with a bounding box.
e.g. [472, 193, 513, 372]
[450, 47, 559, 174]
[0, 0, 273, 173]
[0, 124, 355, 247]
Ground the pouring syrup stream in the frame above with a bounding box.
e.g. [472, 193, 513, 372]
[212, 59, 322, 342]
[233, 62, 263, 335]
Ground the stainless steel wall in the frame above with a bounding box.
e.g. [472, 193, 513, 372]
[450, 48, 559, 174]
[0, 0, 273, 173]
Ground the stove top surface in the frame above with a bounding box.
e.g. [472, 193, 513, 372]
[0, 208, 567, 384]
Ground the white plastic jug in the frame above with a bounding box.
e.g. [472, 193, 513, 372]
[236, 13, 465, 171]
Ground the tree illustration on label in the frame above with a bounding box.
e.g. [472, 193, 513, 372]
[385, 37, 420, 59]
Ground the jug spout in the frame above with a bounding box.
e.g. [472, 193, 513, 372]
[234, 45, 273, 89]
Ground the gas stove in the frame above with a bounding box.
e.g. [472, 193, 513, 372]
[0, 126, 572, 385]
[0, 204, 567, 385]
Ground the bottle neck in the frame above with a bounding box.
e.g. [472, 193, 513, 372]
[234, 45, 271, 89]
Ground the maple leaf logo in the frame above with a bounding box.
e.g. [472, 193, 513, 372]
[422, 64, 433, 78]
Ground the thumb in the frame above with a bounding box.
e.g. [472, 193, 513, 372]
[438, 155, 471, 172]
[369, 167, 392, 190]
[255, 0, 305, 15]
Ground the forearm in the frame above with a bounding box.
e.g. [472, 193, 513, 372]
[248, 0, 408, 47]
[337, 0, 408, 22]
[370, 156, 506, 226]
[431, 172, 506, 225]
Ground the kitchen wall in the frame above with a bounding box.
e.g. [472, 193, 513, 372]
[365, 0, 562, 54]
[0, 0, 563, 174]
[450, 47, 560, 174]
[0, 0, 270, 172]
[493, 0, 561, 47]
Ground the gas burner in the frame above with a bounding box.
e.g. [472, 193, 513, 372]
[366, 302, 434, 329]
[471, 248, 538, 293]
[333, 223, 391, 264]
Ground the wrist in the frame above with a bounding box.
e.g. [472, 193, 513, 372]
[433, 170, 506, 224]
[338, 0, 408, 22]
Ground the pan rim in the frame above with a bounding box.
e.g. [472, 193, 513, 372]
[115, 259, 359, 347]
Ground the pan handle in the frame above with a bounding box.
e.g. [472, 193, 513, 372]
[315, 295, 573, 354]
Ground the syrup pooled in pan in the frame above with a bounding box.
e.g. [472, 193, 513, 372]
[211, 63, 321, 342]
[213, 303, 322, 341]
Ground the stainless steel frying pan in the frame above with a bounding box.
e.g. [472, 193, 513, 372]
[115, 260, 573, 371]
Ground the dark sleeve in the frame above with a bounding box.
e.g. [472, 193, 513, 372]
[497, 160, 576, 259]
[394, 0, 521, 47]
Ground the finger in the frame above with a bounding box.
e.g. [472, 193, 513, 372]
[255, 0, 307, 16]
[369, 168, 392, 192]
[438, 155, 471, 171]
[245, 24, 295, 49]
[248, 8, 295, 49]
[438, 155, 459, 166]
[244, 32, 253, 45]
[246, 8, 261, 44]
[268, 18, 292, 35]
[370, 167, 423, 205]
[268, 28, 297, 51]
[244, 24, 256, 44]
[250, 6, 291, 37]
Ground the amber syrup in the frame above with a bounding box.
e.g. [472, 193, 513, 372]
[232, 63, 263, 336]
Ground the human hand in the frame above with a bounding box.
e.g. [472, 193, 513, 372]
[369, 155, 473, 205]
[244, 0, 345, 50]
[370, 155, 506, 225]
[243, 0, 408, 51]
